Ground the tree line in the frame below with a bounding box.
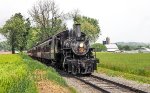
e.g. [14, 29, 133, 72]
[0, 41, 11, 51]
[0, 0, 101, 54]
[91, 43, 107, 52]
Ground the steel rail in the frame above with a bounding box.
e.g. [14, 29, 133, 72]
[74, 76, 110, 93]
[91, 75, 147, 93]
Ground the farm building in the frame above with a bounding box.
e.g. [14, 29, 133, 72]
[102, 37, 120, 52]
[105, 43, 120, 52]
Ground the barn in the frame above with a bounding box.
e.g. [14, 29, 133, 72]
[105, 43, 120, 52]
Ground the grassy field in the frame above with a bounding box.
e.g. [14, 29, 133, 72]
[0, 54, 76, 93]
[96, 52, 150, 84]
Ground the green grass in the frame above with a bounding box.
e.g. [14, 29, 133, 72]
[0, 54, 37, 93]
[96, 52, 150, 83]
[0, 54, 76, 93]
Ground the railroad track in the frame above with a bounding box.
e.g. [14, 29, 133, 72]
[74, 75, 147, 93]
[40, 63, 148, 93]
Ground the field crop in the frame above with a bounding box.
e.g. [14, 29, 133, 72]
[96, 52, 150, 83]
[0, 54, 76, 93]
[0, 54, 36, 93]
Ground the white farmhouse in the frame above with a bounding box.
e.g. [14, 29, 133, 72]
[105, 43, 120, 52]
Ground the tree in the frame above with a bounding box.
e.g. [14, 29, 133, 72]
[0, 41, 11, 51]
[29, 0, 66, 41]
[118, 45, 124, 50]
[146, 45, 150, 48]
[1, 15, 17, 53]
[123, 45, 131, 51]
[26, 27, 40, 49]
[68, 9, 81, 24]
[0, 13, 30, 53]
[118, 45, 131, 51]
[80, 17, 100, 43]
[16, 18, 31, 52]
[91, 43, 106, 52]
[70, 10, 100, 43]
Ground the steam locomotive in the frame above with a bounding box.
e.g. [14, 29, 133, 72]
[28, 24, 99, 75]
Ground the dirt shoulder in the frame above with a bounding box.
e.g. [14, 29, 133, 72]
[34, 70, 71, 93]
[0, 51, 11, 54]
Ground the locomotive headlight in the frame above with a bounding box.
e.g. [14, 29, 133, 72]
[79, 42, 84, 47]
[79, 42, 85, 53]
[72, 41, 89, 55]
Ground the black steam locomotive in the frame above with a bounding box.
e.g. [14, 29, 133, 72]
[28, 24, 99, 75]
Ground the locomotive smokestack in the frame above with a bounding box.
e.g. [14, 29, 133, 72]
[75, 24, 81, 37]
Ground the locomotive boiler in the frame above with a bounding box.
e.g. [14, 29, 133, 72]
[28, 24, 99, 75]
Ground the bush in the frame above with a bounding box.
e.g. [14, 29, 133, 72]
[91, 43, 107, 52]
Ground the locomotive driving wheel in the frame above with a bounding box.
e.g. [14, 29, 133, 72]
[72, 65, 78, 75]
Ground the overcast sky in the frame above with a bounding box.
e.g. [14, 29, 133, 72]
[0, 0, 150, 43]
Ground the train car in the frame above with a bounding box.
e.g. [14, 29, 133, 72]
[28, 24, 99, 75]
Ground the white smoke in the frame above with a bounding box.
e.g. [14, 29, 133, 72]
[66, 19, 74, 30]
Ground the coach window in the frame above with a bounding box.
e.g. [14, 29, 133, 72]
[44, 46, 46, 52]
[37, 47, 39, 52]
[45, 45, 47, 51]
[39, 47, 41, 52]
[49, 41, 51, 45]
[41, 46, 44, 52]
[39, 47, 40, 52]
[45, 45, 47, 52]
[44, 45, 46, 52]
[46, 45, 48, 51]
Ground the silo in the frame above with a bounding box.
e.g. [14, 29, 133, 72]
[106, 37, 110, 44]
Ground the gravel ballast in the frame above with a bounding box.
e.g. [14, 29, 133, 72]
[63, 76, 101, 93]
[93, 73, 150, 93]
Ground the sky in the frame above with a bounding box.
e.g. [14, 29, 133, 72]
[0, 0, 150, 43]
